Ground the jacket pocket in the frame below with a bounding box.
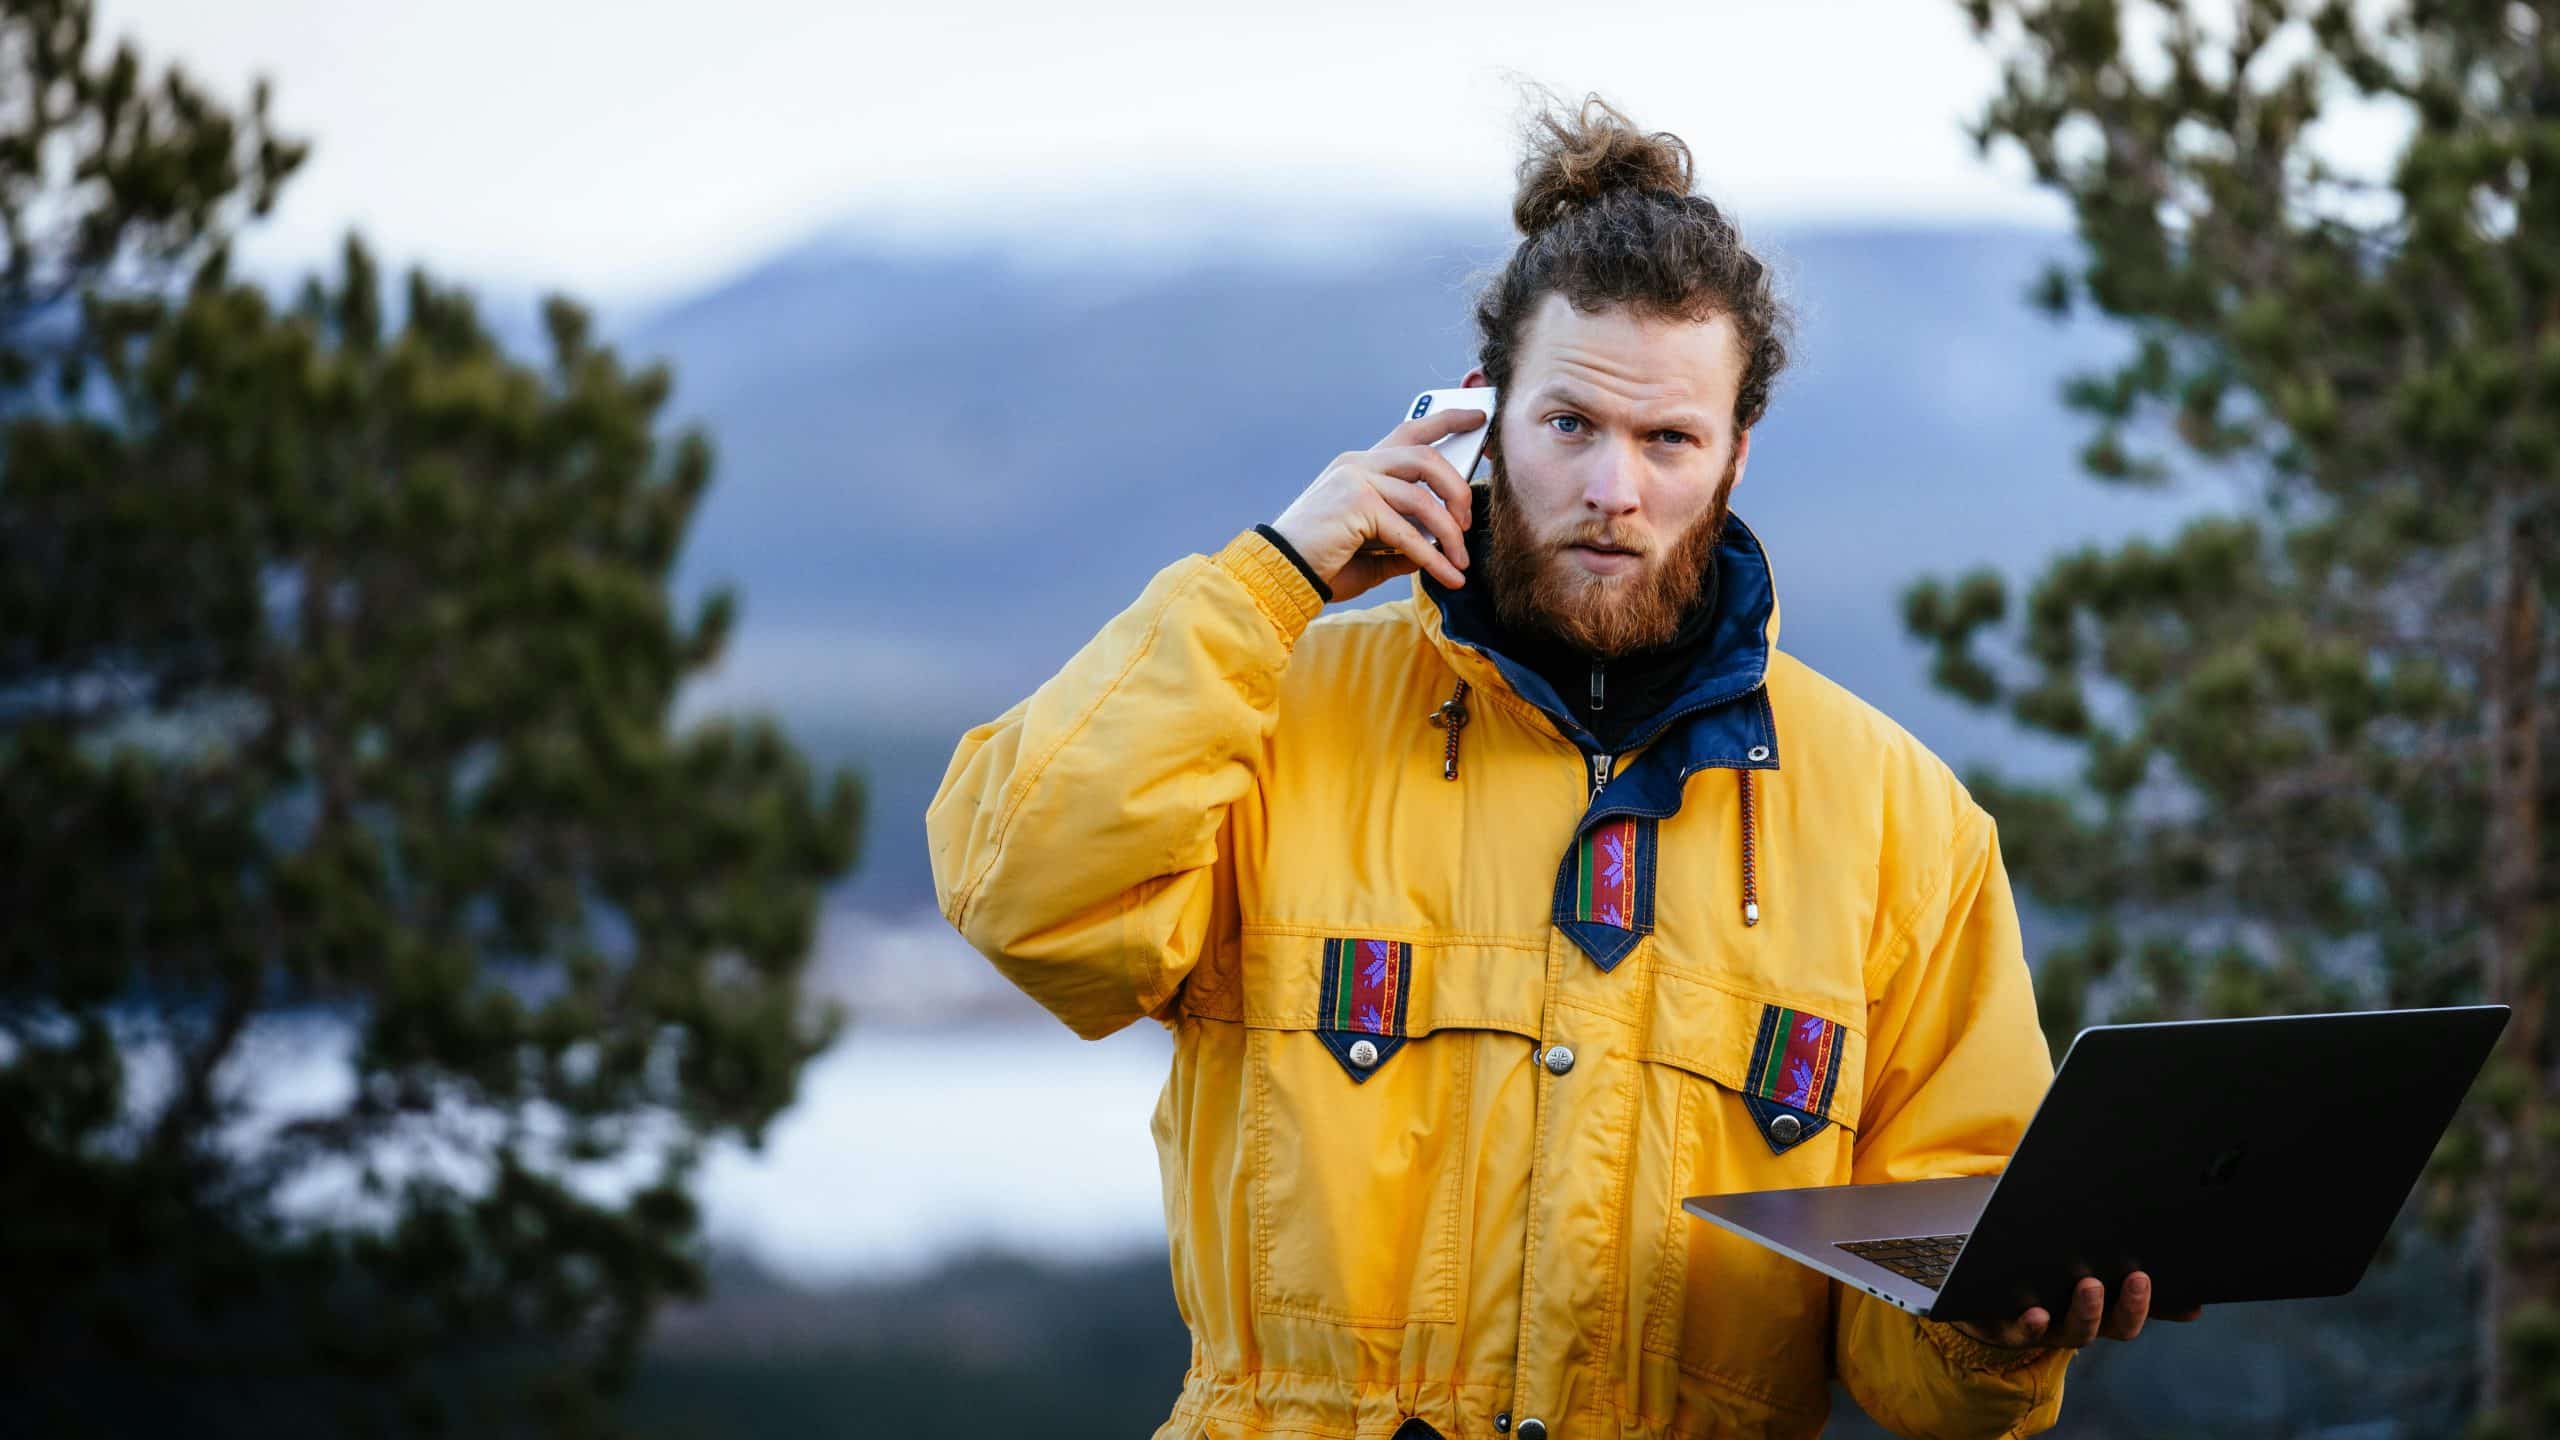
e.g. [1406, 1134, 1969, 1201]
[1236, 928, 1540, 1328]
[1628, 966, 1865, 1419]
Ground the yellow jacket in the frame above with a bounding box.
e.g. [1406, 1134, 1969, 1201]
[926, 507, 2074, 1440]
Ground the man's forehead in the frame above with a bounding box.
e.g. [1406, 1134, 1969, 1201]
[1512, 297, 1741, 429]
[1526, 374, 1718, 432]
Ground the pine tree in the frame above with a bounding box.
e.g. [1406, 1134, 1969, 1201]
[0, 0, 302, 372]
[1907, 1, 2556, 1430]
[0, 3, 864, 1432]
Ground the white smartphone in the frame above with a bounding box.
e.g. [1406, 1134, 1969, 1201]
[1359, 385, 1497, 556]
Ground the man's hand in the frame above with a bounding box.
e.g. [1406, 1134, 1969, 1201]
[1949, 1271, 2203, 1352]
[1269, 404, 1484, 603]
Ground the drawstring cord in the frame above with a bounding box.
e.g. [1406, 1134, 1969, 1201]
[1428, 679, 1470, 781]
[1739, 768, 1761, 926]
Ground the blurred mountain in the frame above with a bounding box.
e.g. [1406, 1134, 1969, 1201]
[618, 219, 2216, 915]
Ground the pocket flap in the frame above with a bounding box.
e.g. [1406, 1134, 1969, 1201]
[1639, 966, 1865, 1132]
[1235, 929, 1545, 1043]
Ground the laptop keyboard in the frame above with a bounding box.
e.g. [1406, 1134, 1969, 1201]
[1838, 1233, 1969, 1290]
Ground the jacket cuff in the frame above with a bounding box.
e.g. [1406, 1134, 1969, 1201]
[1215, 528, 1326, 643]
[1251, 523, 1333, 603]
[1919, 1316, 2058, 1374]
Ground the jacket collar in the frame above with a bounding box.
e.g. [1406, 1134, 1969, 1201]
[1411, 485, 1783, 819]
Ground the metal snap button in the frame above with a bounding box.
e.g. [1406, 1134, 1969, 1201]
[1348, 1038, 1380, 1068]
[1517, 1419, 1548, 1440]
[1769, 1111, 1803, 1143]
[1747, 743, 1770, 762]
[1542, 1044, 1575, 1076]
[1493, 1413, 1511, 1433]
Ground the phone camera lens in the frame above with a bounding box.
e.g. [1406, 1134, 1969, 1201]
[1411, 397, 1432, 419]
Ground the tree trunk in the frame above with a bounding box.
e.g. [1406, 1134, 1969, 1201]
[2484, 489, 2548, 1434]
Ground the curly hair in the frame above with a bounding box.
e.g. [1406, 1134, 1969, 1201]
[1472, 87, 1795, 435]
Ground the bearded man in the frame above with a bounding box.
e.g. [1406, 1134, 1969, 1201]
[927, 91, 2191, 1440]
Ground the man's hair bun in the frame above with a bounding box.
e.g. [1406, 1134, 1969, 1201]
[1469, 83, 1797, 436]
[1511, 91, 1695, 238]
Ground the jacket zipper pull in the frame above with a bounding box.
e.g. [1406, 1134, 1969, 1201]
[1590, 752, 1614, 797]
[1429, 679, 1470, 782]
[1590, 659, 1607, 712]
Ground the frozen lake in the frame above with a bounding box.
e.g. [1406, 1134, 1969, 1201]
[697, 1016, 1175, 1286]
[79, 905, 1180, 1292]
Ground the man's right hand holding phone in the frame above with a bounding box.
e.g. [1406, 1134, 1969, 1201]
[1268, 405, 1483, 603]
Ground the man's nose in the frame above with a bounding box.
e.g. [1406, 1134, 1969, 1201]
[1582, 443, 1642, 516]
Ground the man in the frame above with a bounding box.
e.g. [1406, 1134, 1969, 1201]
[927, 93, 2192, 1440]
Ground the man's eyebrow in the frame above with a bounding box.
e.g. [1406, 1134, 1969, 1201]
[1530, 384, 1715, 434]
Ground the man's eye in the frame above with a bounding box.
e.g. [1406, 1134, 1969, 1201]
[1549, 415, 1583, 435]
[1659, 430, 1695, 445]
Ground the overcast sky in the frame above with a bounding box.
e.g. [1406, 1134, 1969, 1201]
[91, 1, 2089, 307]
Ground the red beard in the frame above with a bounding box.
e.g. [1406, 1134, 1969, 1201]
[1483, 445, 1740, 658]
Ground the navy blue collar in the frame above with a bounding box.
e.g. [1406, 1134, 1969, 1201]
[1422, 488, 1782, 830]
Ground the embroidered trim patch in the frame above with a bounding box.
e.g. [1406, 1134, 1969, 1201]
[1749, 1004, 1843, 1113]
[1315, 938, 1415, 1083]
[1741, 1002, 1844, 1156]
[1551, 815, 1657, 972]
[1566, 817, 1641, 928]
[1320, 937, 1411, 1036]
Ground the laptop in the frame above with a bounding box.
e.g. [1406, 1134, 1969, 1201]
[1682, 1004, 2509, 1327]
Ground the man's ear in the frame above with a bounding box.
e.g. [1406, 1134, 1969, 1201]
[1463, 366, 1488, 388]
[1730, 426, 1752, 489]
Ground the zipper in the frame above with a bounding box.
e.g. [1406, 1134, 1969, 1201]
[1586, 661, 1610, 798]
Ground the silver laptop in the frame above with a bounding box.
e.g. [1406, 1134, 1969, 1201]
[1683, 1005, 2508, 1326]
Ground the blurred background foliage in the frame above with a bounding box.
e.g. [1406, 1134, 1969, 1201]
[0, 0, 861, 1431]
[1902, 1, 2558, 1434]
